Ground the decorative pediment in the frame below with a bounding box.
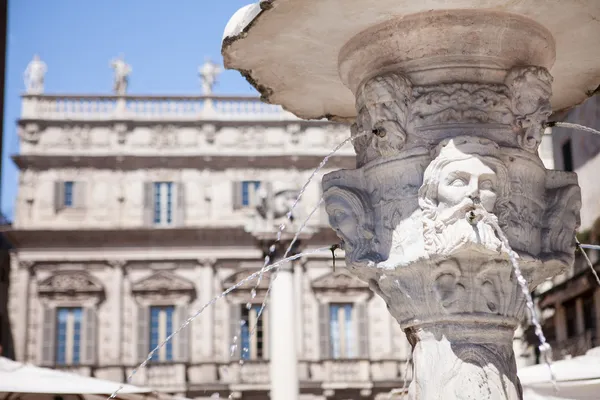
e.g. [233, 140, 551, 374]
[38, 272, 104, 295]
[223, 269, 272, 290]
[312, 271, 369, 291]
[132, 271, 195, 293]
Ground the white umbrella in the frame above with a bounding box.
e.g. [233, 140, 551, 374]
[519, 347, 600, 400]
[0, 357, 160, 400]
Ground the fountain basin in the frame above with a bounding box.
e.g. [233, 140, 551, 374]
[222, 0, 600, 121]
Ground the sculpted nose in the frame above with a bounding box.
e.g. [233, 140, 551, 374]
[466, 180, 479, 201]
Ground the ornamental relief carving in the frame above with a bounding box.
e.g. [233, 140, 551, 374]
[131, 270, 195, 295]
[505, 66, 553, 153]
[410, 83, 513, 128]
[352, 73, 411, 167]
[350, 66, 554, 166]
[38, 271, 104, 299]
[312, 270, 369, 291]
[18, 123, 41, 144]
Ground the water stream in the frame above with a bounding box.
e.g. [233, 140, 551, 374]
[576, 239, 600, 287]
[475, 207, 558, 388]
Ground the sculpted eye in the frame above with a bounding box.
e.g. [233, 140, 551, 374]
[449, 178, 467, 187]
[480, 180, 495, 191]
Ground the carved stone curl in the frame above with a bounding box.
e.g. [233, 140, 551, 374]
[352, 73, 412, 167]
[505, 66, 553, 152]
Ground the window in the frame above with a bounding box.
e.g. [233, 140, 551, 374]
[240, 304, 266, 360]
[149, 306, 174, 362]
[233, 181, 261, 209]
[63, 181, 74, 207]
[55, 307, 82, 365]
[329, 303, 355, 359]
[54, 181, 85, 211]
[562, 139, 573, 172]
[241, 181, 261, 207]
[153, 182, 174, 225]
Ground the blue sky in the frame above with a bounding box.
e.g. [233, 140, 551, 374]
[1, 0, 257, 218]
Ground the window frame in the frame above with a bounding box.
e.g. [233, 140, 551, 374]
[149, 305, 175, 362]
[55, 306, 83, 366]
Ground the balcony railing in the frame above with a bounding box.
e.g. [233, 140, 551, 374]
[21, 94, 300, 121]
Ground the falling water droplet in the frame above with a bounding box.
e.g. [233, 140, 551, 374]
[250, 288, 257, 298]
[240, 319, 246, 326]
[246, 302, 252, 310]
[269, 244, 276, 253]
[238, 359, 244, 365]
[230, 344, 237, 356]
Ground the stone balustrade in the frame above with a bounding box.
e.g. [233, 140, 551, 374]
[106, 359, 405, 390]
[21, 94, 298, 121]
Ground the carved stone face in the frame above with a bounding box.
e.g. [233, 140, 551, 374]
[437, 157, 498, 215]
[419, 137, 508, 255]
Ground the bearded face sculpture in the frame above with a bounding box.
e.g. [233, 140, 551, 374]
[418, 137, 509, 256]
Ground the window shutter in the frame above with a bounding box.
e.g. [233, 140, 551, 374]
[41, 306, 56, 365]
[137, 305, 150, 362]
[229, 303, 242, 359]
[74, 181, 87, 209]
[232, 181, 242, 210]
[356, 302, 369, 358]
[81, 307, 97, 364]
[319, 303, 330, 359]
[174, 304, 189, 362]
[143, 182, 154, 226]
[54, 181, 64, 213]
[263, 308, 269, 360]
[176, 183, 185, 227]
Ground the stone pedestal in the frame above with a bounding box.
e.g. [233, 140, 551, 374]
[222, 3, 599, 399]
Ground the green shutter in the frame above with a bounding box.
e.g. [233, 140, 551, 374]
[232, 182, 242, 210]
[174, 304, 189, 362]
[137, 305, 149, 362]
[81, 307, 97, 364]
[356, 302, 369, 358]
[176, 182, 185, 227]
[54, 181, 64, 213]
[74, 181, 87, 209]
[319, 303, 330, 359]
[230, 304, 242, 360]
[143, 182, 154, 226]
[41, 306, 56, 365]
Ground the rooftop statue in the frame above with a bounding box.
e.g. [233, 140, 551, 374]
[110, 55, 132, 95]
[24, 55, 47, 94]
[199, 58, 221, 95]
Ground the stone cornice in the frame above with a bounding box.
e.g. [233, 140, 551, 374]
[2, 226, 340, 249]
[12, 154, 356, 171]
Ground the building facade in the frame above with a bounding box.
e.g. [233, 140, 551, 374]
[6, 78, 414, 399]
[531, 93, 600, 362]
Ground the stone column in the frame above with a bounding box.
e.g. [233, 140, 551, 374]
[293, 261, 304, 356]
[267, 241, 300, 400]
[317, 12, 581, 400]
